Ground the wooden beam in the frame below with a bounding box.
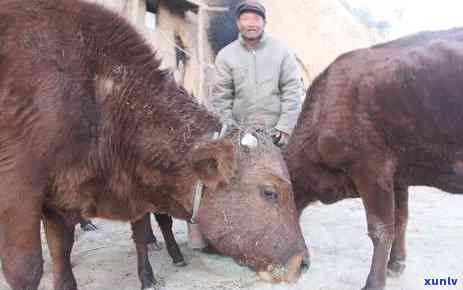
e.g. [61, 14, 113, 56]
[194, 2, 228, 104]
[184, 0, 201, 8]
[203, 7, 228, 12]
[137, 0, 146, 27]
[128, 0, 139, 25]
[183, 0, 228, 12]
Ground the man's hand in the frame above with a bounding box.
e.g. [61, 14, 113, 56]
[271, 129, 290, 148]
[278, 131, 290, 147]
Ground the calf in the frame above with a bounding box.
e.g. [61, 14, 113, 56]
[0, 1, 308, 289]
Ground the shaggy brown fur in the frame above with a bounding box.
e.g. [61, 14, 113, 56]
[0, 1, 307, 289]
[285, 27, 463, 290]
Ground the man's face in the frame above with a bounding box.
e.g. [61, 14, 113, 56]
[236, 11, 265, 41]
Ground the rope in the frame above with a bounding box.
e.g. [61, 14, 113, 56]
[190, 123, 228, 223]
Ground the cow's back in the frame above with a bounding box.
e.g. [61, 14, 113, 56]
[288, 28, 463, 195]
[0, 0, 115, 175]
[367, 29, 463, 156]
[298, 28, 463, 165]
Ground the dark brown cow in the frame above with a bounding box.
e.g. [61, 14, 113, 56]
[0, 1, 308, 290]
[285, 28, 463, 290]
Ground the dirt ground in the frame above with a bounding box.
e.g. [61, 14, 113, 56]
[0, 186, 462, 290]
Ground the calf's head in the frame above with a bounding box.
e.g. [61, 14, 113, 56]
[191, 127, 309, 283]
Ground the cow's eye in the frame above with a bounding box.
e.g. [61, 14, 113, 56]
[260, 186, 278, 201]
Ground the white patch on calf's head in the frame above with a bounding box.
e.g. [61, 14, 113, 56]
[241, 133, 258, 148]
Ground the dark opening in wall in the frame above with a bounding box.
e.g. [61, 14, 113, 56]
[145, 0, 158, 30]
[146, 0, 158, 13]
[164, 0, 198, 12]
[208, 0, 240, 55]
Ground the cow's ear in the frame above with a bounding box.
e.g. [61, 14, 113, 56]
[190, 139, 237, 190]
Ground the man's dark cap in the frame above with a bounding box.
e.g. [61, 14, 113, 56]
[235, 1, 266, 20]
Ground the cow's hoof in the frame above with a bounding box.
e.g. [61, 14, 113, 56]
[387, 260, 406, 277]
[173, 260, 187, 267]
[361, 282, 385, 290]
[143, 282, 166, 290]
[147, 241, 162, 252]
[361, 287, 384, 290]
[141, 279, 160, 290]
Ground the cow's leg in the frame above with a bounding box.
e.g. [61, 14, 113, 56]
[387, 186, 408, 276]
[0, 196, 43, 290]
[131, 214, 157, 290]
[154, 213, 186, 266]
[142, 214, 162, 251]
[352, 158, 396, 290]
[43, 208, 78, 290]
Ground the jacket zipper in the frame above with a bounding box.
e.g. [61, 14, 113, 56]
[252, 49, 257, 97]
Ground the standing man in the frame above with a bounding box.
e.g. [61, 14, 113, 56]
[188, 0, 304, 250]
[211, 0, 303, 147]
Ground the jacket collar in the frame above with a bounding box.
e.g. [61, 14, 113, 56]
[238, 31, 268, 50]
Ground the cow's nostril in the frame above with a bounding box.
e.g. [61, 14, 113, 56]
[300, 254, 310, 274]
[285, 250, 310, 282]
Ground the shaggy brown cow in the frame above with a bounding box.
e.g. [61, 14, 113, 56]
[285, 28, 463, 290]
[0, 1, 309, 290]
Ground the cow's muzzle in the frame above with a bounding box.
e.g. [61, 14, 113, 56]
[257, 250, 310, 283]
